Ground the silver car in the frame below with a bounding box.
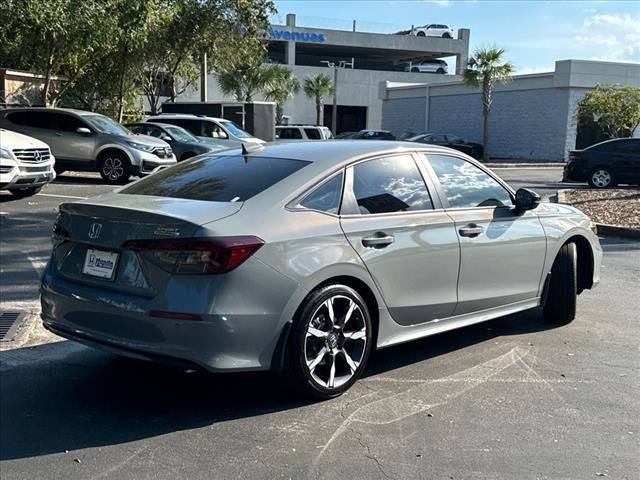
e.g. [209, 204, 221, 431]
[41, 141, 602, 398]
[1, 108, 177, 183]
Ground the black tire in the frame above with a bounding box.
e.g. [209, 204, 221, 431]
[543, 243, 577, 325]
[411, 67, 420, 73]
[54, 166, 66, 175]
[442, 33, 452, 38]
[98, 151, 131, 184]
[436, 68, 445, 74]
[588, 167, 615, 188]
[286, 284, 373, 399]
[9, 186, 42, 198]
[416, 31, 426, 37]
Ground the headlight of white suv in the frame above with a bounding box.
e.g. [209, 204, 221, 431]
[0, 147, 14, 159]
[126, 141, 155, 153]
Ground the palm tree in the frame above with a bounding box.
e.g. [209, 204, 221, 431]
[217, 61, 282, 102]
[264, 66, 300, 125]
[463, 47, 514, 162]
[302, 74, 334, 126]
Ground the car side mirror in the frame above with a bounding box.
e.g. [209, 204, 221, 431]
[514, 188, 540, 214]
[160, 134, 173, 142]
[76, 127, 92, 135]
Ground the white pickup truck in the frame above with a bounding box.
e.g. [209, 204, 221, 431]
[0, 128, 56, 197]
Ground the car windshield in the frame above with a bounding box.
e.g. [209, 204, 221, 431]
[164, 125, 198, 143]
[83, 115, 129, 135]
[220, 120, 252, 138]
[120, 155, 309, 202]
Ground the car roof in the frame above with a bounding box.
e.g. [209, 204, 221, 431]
[148, 114, 226, 122]
[227, 140, 452, 164]
[3, 107, 98, 116]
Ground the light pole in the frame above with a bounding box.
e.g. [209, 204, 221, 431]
[321, 60, 353, 136]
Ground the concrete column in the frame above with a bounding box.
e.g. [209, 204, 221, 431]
[456, 28, 471, 75]
[285, 13, 296, 65]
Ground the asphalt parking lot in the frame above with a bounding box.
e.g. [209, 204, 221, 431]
[1, 168, 639, 479]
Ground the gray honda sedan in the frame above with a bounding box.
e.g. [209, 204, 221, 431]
[41, 141, 602, 398]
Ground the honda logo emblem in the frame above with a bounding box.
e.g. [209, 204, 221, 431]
[88, 223, 102, 239]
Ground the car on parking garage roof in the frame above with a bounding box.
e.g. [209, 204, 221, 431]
[405, 59, 448, 74]
[564, 138, 640, 188]
[41, 141, 601, 398]
[0, 108, 176, 184]
[336, 129, 396, 140]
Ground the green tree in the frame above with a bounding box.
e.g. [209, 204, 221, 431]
[217, 59, 280, 102]
[576, 84, 640, 139]
[264, 66, 300, 124]
[463, 47, 514, 162]
[302, 74, 334, 126]
[1, 0, 116, 106]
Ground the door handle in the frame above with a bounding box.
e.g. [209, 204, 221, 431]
[459, 224, 484, 238]
[362, 233, 395, 248]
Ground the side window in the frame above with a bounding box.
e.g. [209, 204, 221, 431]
[300, 172, 343, 214]
[430, 134, 447, 144]
[351, 155, 433, 215]
[55, 113, 85, 132]
[427, 154, 513, 208]
[304, 128, 322, 140]
[446, 135, 462, 143]
[7, 111, 55, 129]
[203, 121, 229, 139]
[165, 119, 199, 136]
[146, 125, 164, 138]
[128, 125, 145, 134]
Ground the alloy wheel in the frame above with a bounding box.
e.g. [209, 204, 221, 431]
[591, 169, 611, 188]
[103, 157, 124, 181]
[303, 294, 367, 389]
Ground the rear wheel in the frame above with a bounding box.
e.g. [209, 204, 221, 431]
[9, 186, 42, 198]
[411, 67, 420, 73]
[436, 68, 445, 74]
[98, 151, 131, 184]
[286, 285, 373, 399]
[588, 168, 615, 188]
[543, 243, 577, 325]
[442, 33, 452, 38]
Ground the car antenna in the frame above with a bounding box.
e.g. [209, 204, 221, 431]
[241, 143, 264, 156]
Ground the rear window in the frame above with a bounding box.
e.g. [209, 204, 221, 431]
[121, 155, 309, 202]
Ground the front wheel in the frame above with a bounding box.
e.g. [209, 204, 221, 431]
[99, 152, 131, 184]
[442, 33, 452, 38]
[287, 285, 373, 399]
[588, 168, 615, 188]
[543, 243, 577, 325]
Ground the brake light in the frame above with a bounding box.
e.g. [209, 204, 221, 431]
[121, 236, 264, 274]
[52, 224, 70, 247]
[569, 151, 582, 161]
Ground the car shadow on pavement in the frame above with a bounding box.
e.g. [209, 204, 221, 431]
[0, 307, 555, 461]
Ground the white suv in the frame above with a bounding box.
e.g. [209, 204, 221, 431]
[146, 114, 265, 149]
[405, 59, 448, 74]
[276, 125, 332, 141]
[411, 24, 454, 38]
[0, 128, 56, 197]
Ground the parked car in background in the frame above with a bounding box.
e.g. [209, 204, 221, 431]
[1, 108, 176, 184]
[41, 141, 601, 399]
[337, 129, 396, 140]
[125, 122, 223, 161]
[564, 138, 640, 188]
[276, 125, 332, 141]
[409, 24, 454, 38]
[0, 128, 56, 197]
[407, 133, 483, 159]
[146, 114, 265, 149]
[405, 59, 448, 74]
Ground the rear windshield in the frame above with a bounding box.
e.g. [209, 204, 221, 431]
[121, 155, 309, 202]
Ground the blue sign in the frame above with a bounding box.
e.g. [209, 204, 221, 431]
[268, 26, 325, 43]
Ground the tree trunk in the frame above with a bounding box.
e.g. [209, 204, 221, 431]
[316, 97, 322, 126]
[117, 43, 129, 123]
[41, 43, 55, 106]
[482, 108, 490, 162]
[276, 103, 283, 125]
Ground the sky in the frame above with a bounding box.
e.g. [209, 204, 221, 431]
[271, 0, 640, 74]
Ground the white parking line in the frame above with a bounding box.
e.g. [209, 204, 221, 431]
[37, 193, 87, 200]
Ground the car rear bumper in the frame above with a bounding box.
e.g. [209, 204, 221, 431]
[40, 258, 296, 372]
[562, 162, 588, 182]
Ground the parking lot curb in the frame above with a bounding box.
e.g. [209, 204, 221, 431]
[556, 189, 640, 240]
[486, 163, 564, 168]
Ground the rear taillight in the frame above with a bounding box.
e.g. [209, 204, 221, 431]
[569, 151, 582, 161]
[52, 224, 70, 247]
[121, 236, 264, 274]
